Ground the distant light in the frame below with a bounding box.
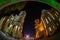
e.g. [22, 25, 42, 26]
[26, 35, 30, 38]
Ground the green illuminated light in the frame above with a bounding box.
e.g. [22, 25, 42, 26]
[0, 0, 60, 11]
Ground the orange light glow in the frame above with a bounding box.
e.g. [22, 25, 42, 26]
[39, 21, 44, 31]
[35, 19, 48, 39]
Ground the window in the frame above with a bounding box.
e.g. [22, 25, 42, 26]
[47, 17, 51, 22]
[49, 27, 52, 31]
[59, 18, 60, 21]
[48, 12, 55, 20]
[55, 13, 58, 17]
[45, 18, 49, 24]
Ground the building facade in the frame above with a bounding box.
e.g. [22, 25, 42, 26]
[35, 8, 60, 39]
[0, 11, 26, 39]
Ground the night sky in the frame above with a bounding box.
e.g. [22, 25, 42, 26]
[22, 1, 51, 36]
